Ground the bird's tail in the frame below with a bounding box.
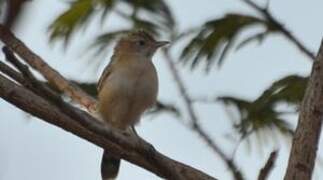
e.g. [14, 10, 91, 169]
[101, 150, 121, 180]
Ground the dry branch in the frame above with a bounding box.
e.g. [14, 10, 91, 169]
[258, 150, 278, 180]
[0, 25, 217, 179]
[284, 39, 323, 180]
[0, 71, 216, 180]
[0, 24, 96, 110]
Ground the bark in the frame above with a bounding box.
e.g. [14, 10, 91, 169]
[258, 151, 278, 180]
[0, 24, 96, 110]
[0, 73, 216, 180]
[0, 25, 217, 180]
[284, 40, 323, 180]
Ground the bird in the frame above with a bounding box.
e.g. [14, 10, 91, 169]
[96, 30, 169, 180]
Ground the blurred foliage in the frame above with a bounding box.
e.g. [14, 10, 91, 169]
[48, 0, 175, 45]
[218, 75, 308, 139]
[48, 0, 178, 121]
[72, 80, 98, 96]
[49, 0, 115, 43]
[147, 101, 181, 118]
[180, 13, 279, 70]
[47, 0, 310, 149]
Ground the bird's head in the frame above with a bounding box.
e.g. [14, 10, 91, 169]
[114, 30, 169, 58]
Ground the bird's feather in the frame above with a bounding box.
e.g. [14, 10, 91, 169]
[97, 54, 116, 92]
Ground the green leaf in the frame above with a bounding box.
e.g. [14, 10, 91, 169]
[219, 95, 293, 142]
[258, 75, 307, 105]
[89, 29, 129, 58]
[48, 0, 115, 44]
[180, 13, 278, 70]
[121, 0, 175, 31]
[217, 74, 308, 144]
[130, 16, 162, 36]
[147, 101, 181, 117]
[72, 80, 98, 96]
[48, 0, 175, 45]
[235, 31, 269, 50]
[88, 17, 161, 58]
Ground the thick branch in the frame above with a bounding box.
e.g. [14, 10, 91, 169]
[258, 151, 278, 180]
[162, 49, 244, 180]
[0, 73, 216, 180]
[284, 40, 323, 180]
[0, 24, 96, 110]
[0, 24, 218, 179]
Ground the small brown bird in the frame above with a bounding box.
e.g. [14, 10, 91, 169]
[97, 30, 169, 180]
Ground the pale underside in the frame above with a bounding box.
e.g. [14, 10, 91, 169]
[97, 54, 158, 130]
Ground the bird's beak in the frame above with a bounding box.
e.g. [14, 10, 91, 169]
[155, 41, 170, 48]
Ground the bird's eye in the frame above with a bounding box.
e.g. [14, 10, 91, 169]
[138, 40, 145, 46]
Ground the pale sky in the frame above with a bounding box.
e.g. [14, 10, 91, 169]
[0, 0, 322, 180]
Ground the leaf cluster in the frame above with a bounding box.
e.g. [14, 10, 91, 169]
[48, 0, 175, 45]
[47, 0, 311, 147]
[180, 13, 279, 70]
[218, 75, 307, 139]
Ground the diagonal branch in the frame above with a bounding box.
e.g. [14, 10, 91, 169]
[242, 0, 315, 61]
[258, 150, 278, 180]
[284, 39, 323, 180]
[0, 25, 217, 180]
[0, 24, 97, 110]
[0, 61, 24, 83]
[0, 68, 216, 180]
[162, 49, 244, 180]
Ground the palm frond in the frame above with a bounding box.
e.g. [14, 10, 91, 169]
[180, 13, 278, 70]
[217, 74, 307, 143]
[48, 0, 115, 44]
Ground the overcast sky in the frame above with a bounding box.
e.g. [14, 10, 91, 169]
[1, 0, 323, 180]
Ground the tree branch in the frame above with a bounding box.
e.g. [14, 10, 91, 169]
[284, 39, 323, 180]
[0, 24, 97, 110]
[0, 72, 216, 180]
[258, 150, 278, 180]
[242, 0, 315, 61]
[0, 25, 217, 180]
[0, 61, 24, 83]
[162, 49, 244, 180]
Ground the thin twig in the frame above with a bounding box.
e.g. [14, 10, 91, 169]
[0, 61, 24, 83]
[162, 48, 244, 180]
[242, 0, 315, 61]
[258, 150, 278, 180]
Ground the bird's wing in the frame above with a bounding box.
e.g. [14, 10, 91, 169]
[97, 55, 116, 92]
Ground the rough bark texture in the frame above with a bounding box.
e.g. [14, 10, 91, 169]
[284, 40, 323, 180]
[0, 73, 216, 180]
[0, 24, 218, 180]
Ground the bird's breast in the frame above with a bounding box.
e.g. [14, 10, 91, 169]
[102, 60, 158, 106]
[98, 58, 158, 128]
